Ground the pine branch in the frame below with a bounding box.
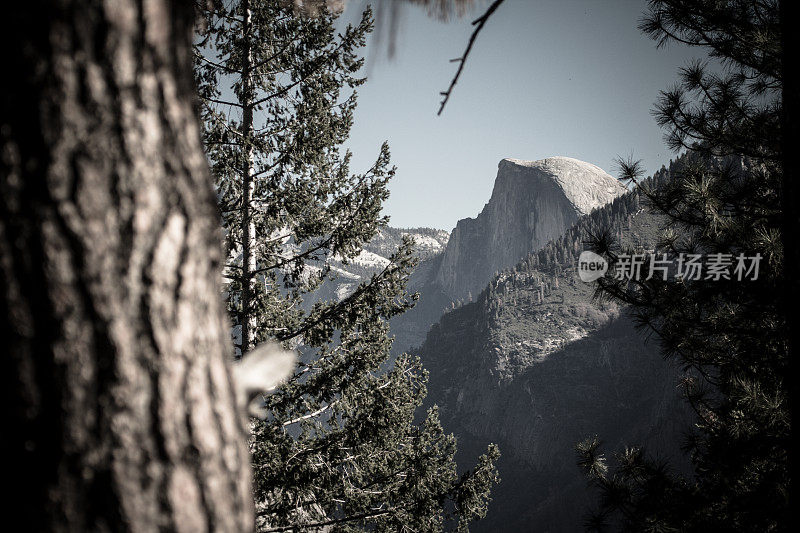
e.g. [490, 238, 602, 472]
[258, 505, 397, 531]
[205, 96, 245, 108]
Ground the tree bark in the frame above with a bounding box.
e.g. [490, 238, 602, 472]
[1, 1, 253, 531]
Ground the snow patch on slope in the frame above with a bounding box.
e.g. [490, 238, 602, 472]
[351, 250, 391, 269]
[401, 233, 447, 254]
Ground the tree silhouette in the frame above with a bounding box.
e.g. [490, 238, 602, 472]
[578, 1, 789, 530]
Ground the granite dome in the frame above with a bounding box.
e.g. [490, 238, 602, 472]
[500, 156, 625, 215]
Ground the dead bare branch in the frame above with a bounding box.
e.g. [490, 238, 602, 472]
[437, 0, 506, 116]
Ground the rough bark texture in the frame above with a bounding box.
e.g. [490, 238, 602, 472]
[1, 1, 253, 531]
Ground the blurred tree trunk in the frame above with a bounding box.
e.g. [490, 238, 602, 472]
[1, 1, 253, 531]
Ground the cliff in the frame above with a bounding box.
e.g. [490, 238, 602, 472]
[434, 157, 625, 301]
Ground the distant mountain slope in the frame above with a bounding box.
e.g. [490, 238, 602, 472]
[364, 226, 449, 261]
[415, 161, 695, 531]
[305, 226, 449, 306]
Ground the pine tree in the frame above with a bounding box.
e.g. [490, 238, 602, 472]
[194, 2, 498, 530]
[577, 1, 789, 530]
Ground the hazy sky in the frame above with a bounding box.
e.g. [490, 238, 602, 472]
[337, 0, 710, 230]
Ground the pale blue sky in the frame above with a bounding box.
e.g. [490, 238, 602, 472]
[338, 0, 709, 230]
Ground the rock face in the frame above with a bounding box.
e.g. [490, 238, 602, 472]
[434, 157, 625, 301]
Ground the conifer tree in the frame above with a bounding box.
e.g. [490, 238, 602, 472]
[577, 1, 789, 530]
[194, 2, 498, 530]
